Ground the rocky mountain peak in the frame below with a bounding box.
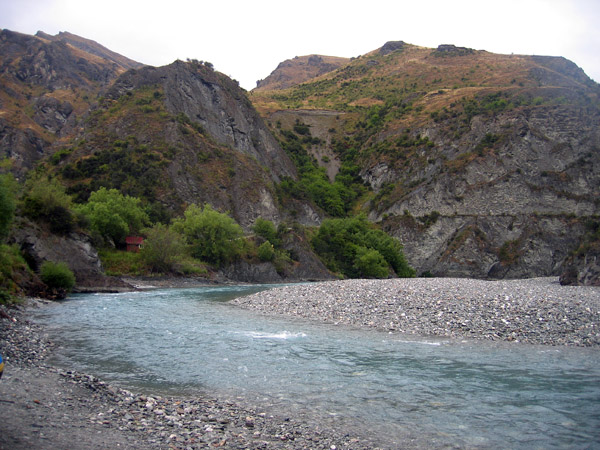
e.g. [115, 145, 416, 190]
[379, 41, 406, 55]
[35, 30, 144, 71]
[254, 54, 350, 91]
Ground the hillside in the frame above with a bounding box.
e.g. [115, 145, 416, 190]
[1, 29, 598, 286]
[54, 59, 302, 227]
[251, 41, 600, 280]
[0, 29, 132, 177]
[0, 29, 335, 290]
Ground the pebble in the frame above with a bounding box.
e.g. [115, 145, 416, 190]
[232, 277, 600, 347]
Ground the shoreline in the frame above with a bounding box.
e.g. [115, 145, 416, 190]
[0, 299, 393, 450]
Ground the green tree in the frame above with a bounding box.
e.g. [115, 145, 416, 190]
[139, 224, 185, 273]
[0, 174, 15, 240]
[75, 188, 149, 244]
[172, 204, 244, 266]
[311, 215, 414, 278]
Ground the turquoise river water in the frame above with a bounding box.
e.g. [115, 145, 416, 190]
[31, 285, 599, 449]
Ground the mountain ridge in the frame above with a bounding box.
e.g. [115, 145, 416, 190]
[250, 40, 600, 281]
[35, 30, 144, 71]
[1, 28, 598, 285]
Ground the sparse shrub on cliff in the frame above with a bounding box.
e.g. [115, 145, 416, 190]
[40, 261, 75, 291]
[257, 241, 275, 262]
[252, 218, 280, 247]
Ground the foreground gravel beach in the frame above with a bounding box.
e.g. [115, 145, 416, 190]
[232, 277, 600, 347]
[0, 301, 398, 450]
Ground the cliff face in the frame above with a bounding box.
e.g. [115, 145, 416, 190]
[252, 42, 600, 281]
[366, 104, 600, 278]
[106, 61, 296, 183]
[59, 60, 306, 229]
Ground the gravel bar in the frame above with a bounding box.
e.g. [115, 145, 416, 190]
[232, 277, 600, 347]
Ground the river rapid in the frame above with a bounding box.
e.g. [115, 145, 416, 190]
[31, 285, 600, 449]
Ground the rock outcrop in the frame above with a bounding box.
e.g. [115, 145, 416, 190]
[560, 248, 600, 286]
[255, 55, 350, 91]
[367, 103, 600, 278]
[0, 29, 130, 177]
[10, 219, 129, 290]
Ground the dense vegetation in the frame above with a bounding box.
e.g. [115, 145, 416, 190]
[312, 215, 415, 278]
[276, 120, 365, 217]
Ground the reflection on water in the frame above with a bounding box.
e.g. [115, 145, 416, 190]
[32, 286, 600, 449]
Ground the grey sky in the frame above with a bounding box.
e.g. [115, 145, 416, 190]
[1, 0, 598, 90]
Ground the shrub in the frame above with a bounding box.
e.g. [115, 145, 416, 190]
[257, 241, 275, 262]
[172, 204, 245, 267]
[40, 261, 76, 290]
[353, 247, 388, 278]
[22, 174, 75, 234]
[139, 224, 185, 273]
[0, 174, 15, 240]
[312, 215, 414, 278]
[97, 249, 144, 276]
[252, 218, 280, 246]
[0, 244, 30, 303]
[75, 188, 149, 244]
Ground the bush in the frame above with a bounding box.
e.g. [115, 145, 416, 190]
[353, 247, 388, 278]
[22, 174, 75, 234]
[257, 241, 275, 262]
[172, 204, 245, 267]
[40, 261, 75, 290]
[75, 188, 149, 244]
[0, 244, 30, 303]
[139, 224, 185, 273]
[97, 249, 144, 276]
[252, 218, 280, 246]
[0, 174, 15, 240]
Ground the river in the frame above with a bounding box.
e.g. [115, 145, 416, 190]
[31, 285, 600, 449]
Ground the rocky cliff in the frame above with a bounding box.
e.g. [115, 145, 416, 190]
[57, 59, 313, 229]
[252, 41, 600, 281]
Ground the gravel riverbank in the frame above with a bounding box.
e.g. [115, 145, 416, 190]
[232, 277, 600, 347]
[1, 277, 598, 449]
[0, 301, 397, 450]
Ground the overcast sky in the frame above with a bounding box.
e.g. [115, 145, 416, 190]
[1, 0, 599, 90]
